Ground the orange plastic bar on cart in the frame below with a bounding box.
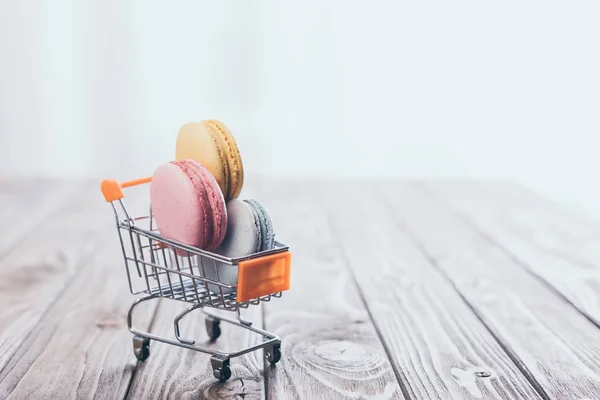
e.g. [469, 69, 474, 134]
[101, 177, 152, 202]
[236, 251, 291, 303]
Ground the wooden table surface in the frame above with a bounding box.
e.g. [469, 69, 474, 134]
[1, 179, 600, 400]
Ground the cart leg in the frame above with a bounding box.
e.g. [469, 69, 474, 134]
[174, 304, 202, 345]
[210, 355, 231, 382]
[236, 308, 252, 326]
[128, 294, 158, 334]
[205, 316, 221, 341]
[133, 336, 150, 361]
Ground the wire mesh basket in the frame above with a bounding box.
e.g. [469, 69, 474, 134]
[101, 177, 291, 382]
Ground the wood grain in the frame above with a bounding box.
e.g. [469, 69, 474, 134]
[322, 182, 541, 400]
[0, 183, 153, 399]
[0, 179, 74, 260]
[423, 181, 600, 327]
[380, 182, 600, 399]
[3, 179, 600, 399]
[0, 181, 108, 373]
[258, 181, 405, 399]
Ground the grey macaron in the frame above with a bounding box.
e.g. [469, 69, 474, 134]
[203, 198, 276, 294]
[243, 199, 275, 252]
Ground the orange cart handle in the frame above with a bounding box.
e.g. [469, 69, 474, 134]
[101, 177, 152, 202]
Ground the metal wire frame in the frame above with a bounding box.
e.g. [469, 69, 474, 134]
[106, 189, 288, 382]
[127, 294, 281, 361]
[111, 197, 288, 311]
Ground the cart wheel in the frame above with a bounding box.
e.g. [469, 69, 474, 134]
[215, 364, 231, 382]
[133, 336, 150, 361]
[266, 344, 281, 365]
[211, 356, 231, 382]
[205, 317, 221, 341]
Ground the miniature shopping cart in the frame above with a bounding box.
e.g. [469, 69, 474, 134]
[101, 177, 291, 382]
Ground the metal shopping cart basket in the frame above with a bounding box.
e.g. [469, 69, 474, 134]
[101, 177, 291, 382]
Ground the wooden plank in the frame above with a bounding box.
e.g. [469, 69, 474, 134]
[0, 184, 153, 399]
[380, 182, 600, 399]
[0, 179, 75, 260]
[423, 181, 600, 327]
[321, 182, 541, 400]
[259, 181, 405, 399]
[0, 180, 106, 373]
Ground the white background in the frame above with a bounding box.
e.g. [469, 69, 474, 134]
[1, 1, 599, 217]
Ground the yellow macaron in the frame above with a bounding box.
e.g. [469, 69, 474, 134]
[176, 120, 244, 200]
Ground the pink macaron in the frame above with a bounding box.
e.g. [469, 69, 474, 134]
[150, 159, 227, 252]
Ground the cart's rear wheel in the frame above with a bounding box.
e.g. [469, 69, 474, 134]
[133, 336, 150, 361]
[211, 356, 231, 382]
[266, 344, 281, 365]
[215, 364, 231, 382]
[205, 317, 221, 341]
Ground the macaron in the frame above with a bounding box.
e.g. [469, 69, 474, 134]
[241, 199, 275, 252]
[217, 198, 275, 256]
[176, 120, 244, 201]
[150, 160, 227, 253]
[203, 198, 276, 294]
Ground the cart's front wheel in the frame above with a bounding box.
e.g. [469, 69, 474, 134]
[205, 317, 221, 341]
[266, 344, 281, 365]
[133, 336, 150, 361]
